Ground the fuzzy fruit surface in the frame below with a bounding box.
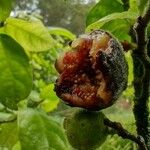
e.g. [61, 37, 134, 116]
[64, 109, 108, 150]
[55, 30, 128, 110]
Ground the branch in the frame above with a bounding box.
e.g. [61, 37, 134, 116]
[132, 1, 150, 148]
[133, 2, 150, 65]
[104, 118, 147, 150]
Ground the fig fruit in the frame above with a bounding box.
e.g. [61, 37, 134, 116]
[64, 109, 108, 150]
[54, 30, 128, 110]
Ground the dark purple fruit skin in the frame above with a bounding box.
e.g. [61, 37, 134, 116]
[54, 30, 128, 110]
[94, 32, 128, 108]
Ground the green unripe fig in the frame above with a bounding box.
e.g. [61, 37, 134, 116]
[64, 109, 108, 150]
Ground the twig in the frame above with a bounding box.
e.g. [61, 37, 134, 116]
[104, 118, 147, 150]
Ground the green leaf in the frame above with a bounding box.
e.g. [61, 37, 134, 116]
[27, 90, 41, 108]
[40, 84, 59, 112]
[0, 0, 13, 21]
[2, 18, 55, 52]
[86, 0, 124, 26]
[129, 0, 139, 13]
[0, 112, 16, 123]
[137, 0, 148, 14]
[0, 34, 32, 109]
[18, 108, 68, 150]
[0, 103, 5, 111]
[122, 52, 134, 100]
[126, 52, 134, 84]
[0, 121, 18, 149]
[86, 11, 137, 32]
[100, 19, 131, 41]
[12, 141, 21, 150]
[40, 84, 58, 101]
[48, 27, 76, 40]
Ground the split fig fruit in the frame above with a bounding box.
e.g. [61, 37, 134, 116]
[55, 30, 128, 110]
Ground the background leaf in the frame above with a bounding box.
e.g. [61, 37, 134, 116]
[0, 34, 32, 109]
[0, 112, 16, 123]
[129, 0, 139, 13]
[100, 19, 131, 41]
[40, 84, 59, 112]
[12, 141, 21, 150]
[48, 27, 76, 40]
[2, 18, 55, 52]
[86, 11, 137, 31]
[0, 0, 13, 21]
[122, 52, 134, 100]
[0, 121, 18, 149]
[18, 108, 68, 150]
[86, 11, 137, 42]
[137, 0, 149, 14]
[86, 0, 123, 26]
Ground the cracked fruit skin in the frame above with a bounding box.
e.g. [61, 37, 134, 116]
[55, 30, 128, 110]
[64, 109, 108, 150]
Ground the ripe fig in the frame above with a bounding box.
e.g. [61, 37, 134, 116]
[54, 30, 128, 110]
[64, 109, 108, 150]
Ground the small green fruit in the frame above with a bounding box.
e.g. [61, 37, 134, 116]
[64, 109, 108, 150]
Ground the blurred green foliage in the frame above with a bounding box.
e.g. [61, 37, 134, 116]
[14, 0, 96, 34]
[29, 27, 75, 112]
[0, 0, 150, 150]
